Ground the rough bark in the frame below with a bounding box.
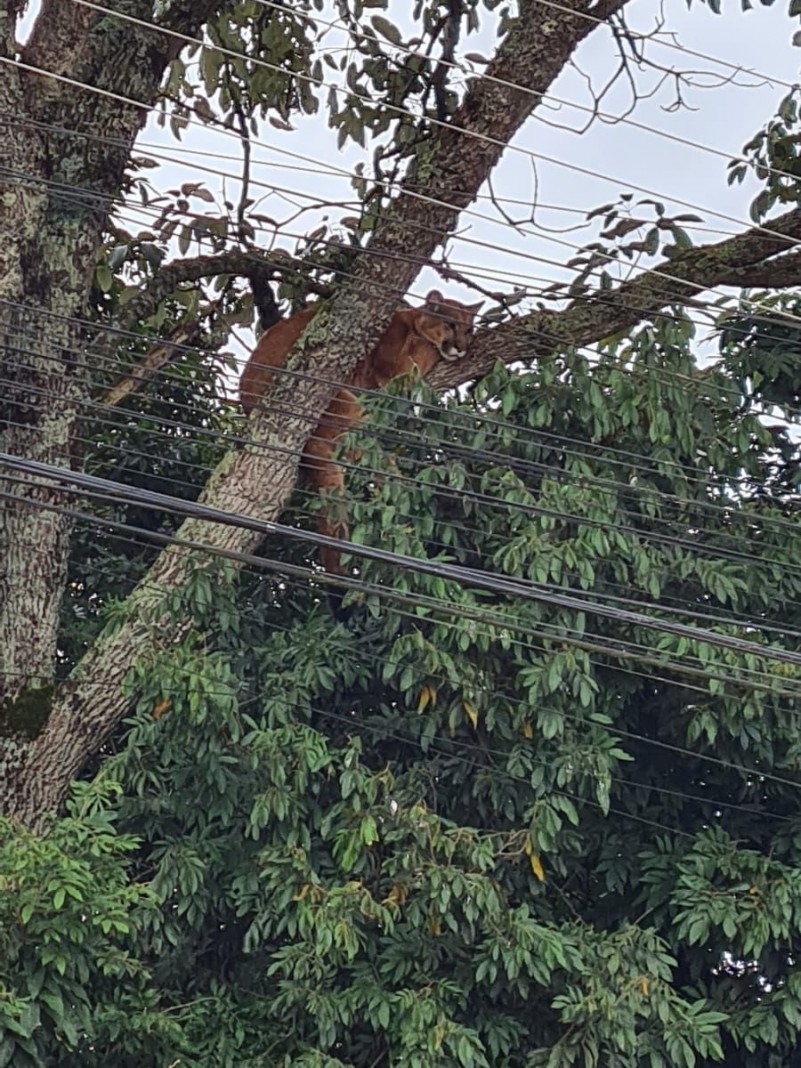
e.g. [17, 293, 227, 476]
[0, 2, 231, 718]
[1, 0, 630, 825]
[429, 202, 801, 389]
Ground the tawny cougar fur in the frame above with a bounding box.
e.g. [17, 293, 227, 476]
[240, 289, 480, 586]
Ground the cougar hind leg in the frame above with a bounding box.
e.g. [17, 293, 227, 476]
[302, 388, 364, 614]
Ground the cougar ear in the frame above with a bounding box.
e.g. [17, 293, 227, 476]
[424, 289, 446, 314]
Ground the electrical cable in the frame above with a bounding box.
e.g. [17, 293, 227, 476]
[9, 485, 801, 812]
[246, 0, 798, 184]
[9, 484, 801, 833]
[4, 504, 798, 837]
[7, 20, 801, 294]
[8, 471, 801, 701]
[1, 247, 796, 505]
[5, 451, 801, 674]
[6, 122, 798, 350]
[3, 111, 799, 439]
[7, 317, 801, 584]
[71, 0, 801, 263]
[3, 484, 743, 702]
[25, 401, 801, 639]
[8, 356, 801, 602]
[532, 0, 801, 91]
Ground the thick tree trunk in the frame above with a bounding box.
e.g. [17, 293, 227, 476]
[0, 0, 227, 793]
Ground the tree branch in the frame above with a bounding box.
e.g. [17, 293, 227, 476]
[100, 323, 201, 409]
[716, 250, 801, 289]
[428, 204, 801, 390]
[117, 249, 327, 332]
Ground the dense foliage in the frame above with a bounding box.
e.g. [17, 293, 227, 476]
[5, 0, 801, 1065]
[5, 301, 801, 1066]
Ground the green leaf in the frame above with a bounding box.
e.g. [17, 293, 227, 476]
[371, 15, 402, 44]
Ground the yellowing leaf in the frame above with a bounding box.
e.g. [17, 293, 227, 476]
[521, 722, 533, 739]
[463, 700, 478, 729]
[529, 852, 545, 882]
[293, 884, 311, 902]
[417, 686, 431, 713]
[152, 698, 171, 720]
[638, 977, 650, 996]
[524, 835, 545, 881]
[429, 915, 442, 936]
[384, 883, 409, 908]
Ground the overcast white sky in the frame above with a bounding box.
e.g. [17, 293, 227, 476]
[19, 1, 801, 316]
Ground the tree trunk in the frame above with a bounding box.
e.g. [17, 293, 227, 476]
[0, 0, 230, 782]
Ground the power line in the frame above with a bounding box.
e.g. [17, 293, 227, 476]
[7, 18, 801, 293]
[6, 483, 742, 700]
[9, 444, 801, 683]
[0, 292, 769, 496]
[45, 2, 800, 328]
[5, 112, 796, 346]
[8, 351, 801, 603]
[8, 139, 794, 406]
[6, 302, 801, 558]
[9, 486, 801, 816]
[7, 312, 801, 608]
[5, 451, 801, 673]
[10, 381, 801, 651]
[90, 456, 801, 637]
[74, 0, 801, 249]
[248, 0, 793, 185]
[12, 481, 801, 777]
[24, 114, 798, 336]
[532, 0, 800, 91]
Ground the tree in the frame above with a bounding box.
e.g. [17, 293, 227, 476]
[3, 0, 801, 1064]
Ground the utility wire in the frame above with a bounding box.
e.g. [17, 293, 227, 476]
[72, 0, 801, 258]
[6, 489, 801, 841]
[256, 0, 800, 96]
[248, 0, 795, 182]
[7, 312, 801, 571]
[8, 145, 795, 429]
[5, 451, 801, 672]
[24, 389, 801, 637]
[13, 475, 801, 699]
[6, 484, 743, 701]
[13, 483, 801, 799]
[6, 113, 794, 356]
[8, 355, 801, 601]
[6, 112, 799, 344]
[532, 0, 800, 91]
[7, 21, 801, 293]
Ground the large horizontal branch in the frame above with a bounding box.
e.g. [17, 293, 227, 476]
[428, 204, 801, 390]
[717, 249, 801, 289]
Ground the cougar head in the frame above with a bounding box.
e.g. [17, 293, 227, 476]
[416, 289, 482, 362]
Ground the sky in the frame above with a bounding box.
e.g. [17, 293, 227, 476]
[17, 1, 801, 330]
